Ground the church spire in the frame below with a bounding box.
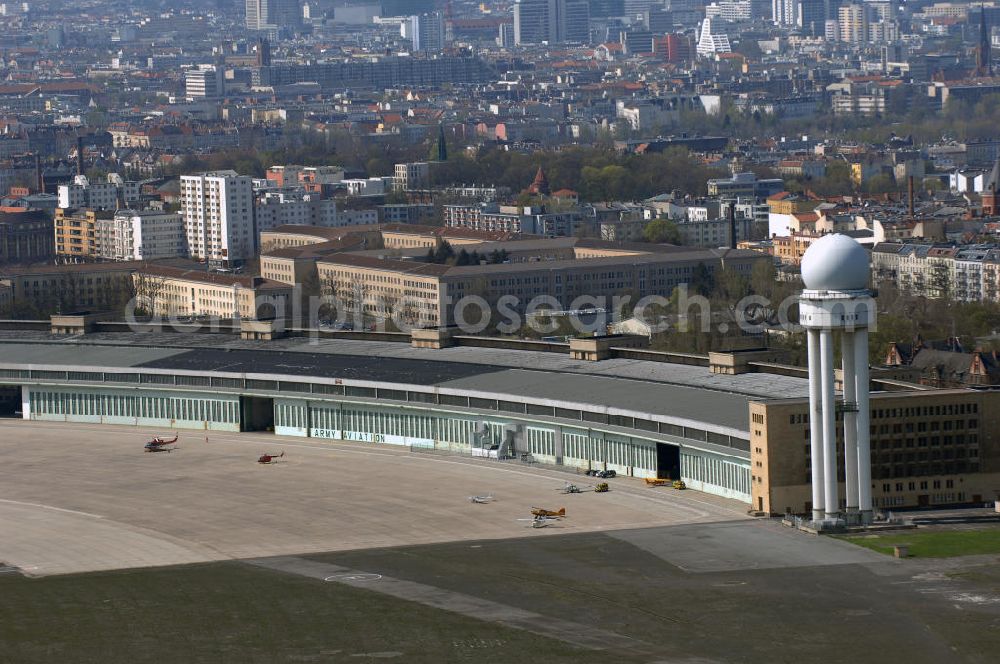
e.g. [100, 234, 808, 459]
[437, 124, 448, 162]
[527, 166, 550, 196]
[978, 4, 993, 76]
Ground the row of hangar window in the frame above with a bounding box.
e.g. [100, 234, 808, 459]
[3, 369, 748, 450]
[682, 452, 752, 497]
[280, 405, 660, 469]
[30, 391, 239, 423]
[786, 402, 980, 425]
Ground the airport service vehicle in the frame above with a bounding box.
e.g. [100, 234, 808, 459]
[585, 469, 616, 479]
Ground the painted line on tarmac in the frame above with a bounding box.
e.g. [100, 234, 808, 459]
[324, 573, 382, 583]
[0, 498, 105, 519]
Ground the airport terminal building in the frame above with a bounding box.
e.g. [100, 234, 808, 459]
[0, 332, 773, 504]
[1, 330, 998, 513]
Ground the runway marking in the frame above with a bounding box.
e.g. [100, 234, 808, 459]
[0, 498, 105, 519]
[324, 573, 382, 583]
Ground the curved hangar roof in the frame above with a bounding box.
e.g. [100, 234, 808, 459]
[0, 333, 811, 435]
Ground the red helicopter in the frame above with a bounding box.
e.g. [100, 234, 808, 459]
[144, 435, 178, 453]
[257, 451, 284, 464]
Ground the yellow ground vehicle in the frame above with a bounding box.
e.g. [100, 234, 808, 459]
[595, 483, 609, 492]
[672, 480, 686, 490]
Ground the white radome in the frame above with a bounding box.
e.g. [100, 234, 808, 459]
[801, 234, 870, 291]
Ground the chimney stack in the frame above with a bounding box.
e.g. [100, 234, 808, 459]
[76, 135, 84, 176]
[728, 201, 738, 249]
[908, 175, 915, 219]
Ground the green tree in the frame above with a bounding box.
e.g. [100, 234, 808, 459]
[690, 263, 716, 297]
[642, 218, 681, 244]
[431, 240, 455, 264]
[864, 174, 897, 195]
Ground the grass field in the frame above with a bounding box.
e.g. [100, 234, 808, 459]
[5, 529, 1000, 664]
[840, 528, 1000, 558]
[0, 562, 618, 664]
[307, 530, 1000, 664]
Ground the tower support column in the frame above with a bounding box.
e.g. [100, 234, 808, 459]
[842, 332, 859, 521]
[807, 329, 824, 522]
[820, 329, 839, 521]
[854, 328, 873, 523]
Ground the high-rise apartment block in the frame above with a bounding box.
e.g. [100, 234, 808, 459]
[181, 172, 255, 266]
[404, 12, 446, 51]
[514, 0, 590, 45]
[95, 210, 186, 262]
[185, 65, 225, 99]
[246, 0, 300, 32]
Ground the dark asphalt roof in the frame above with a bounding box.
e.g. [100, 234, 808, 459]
[439, 369, 751, 431]
[135, 348, 504, 385]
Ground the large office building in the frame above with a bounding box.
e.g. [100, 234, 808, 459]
[0, 262, 138, 312]
[513, 0, 550, 44]
[871, 243, 1000, 304]
[254, 192, 339, 231]
[751, 389, 1000, 514]
[254, 57, 494, 89]
[589, 0, 625, 18]
[403, 12, 446, 52]
[134, 265, 294, 320]
[562, 0, 592, 43]
[838, 3, 869, 44]
[180, 172, 256, 267]
[246, 0, 300, 32]
[54, 208, 105, 259]
[394, 162, 431, 191]
[256, 224, 767, 329]
[796, 0, 826, 36]
[696, 18, 732, 56]
[184, 65, 225, 99]
[57, 175, 141, 211]
[773, 0, 796, 26]
[514, 0, 591, 45]
[0, 209, 54, 264]
[94, 210, 186, 262]
[313, 240, 766, 328]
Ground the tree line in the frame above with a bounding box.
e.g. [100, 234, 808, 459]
[425, 241, 510, 266]
[430, 145, 723, 202]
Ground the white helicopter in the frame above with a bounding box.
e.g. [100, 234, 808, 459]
[468, 494, 494, 504]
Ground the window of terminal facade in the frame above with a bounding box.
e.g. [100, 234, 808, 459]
[867, 400, 981, 479]
[796, 399, 982, 480]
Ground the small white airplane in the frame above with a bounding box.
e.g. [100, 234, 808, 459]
[469, 494, 494, 504]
